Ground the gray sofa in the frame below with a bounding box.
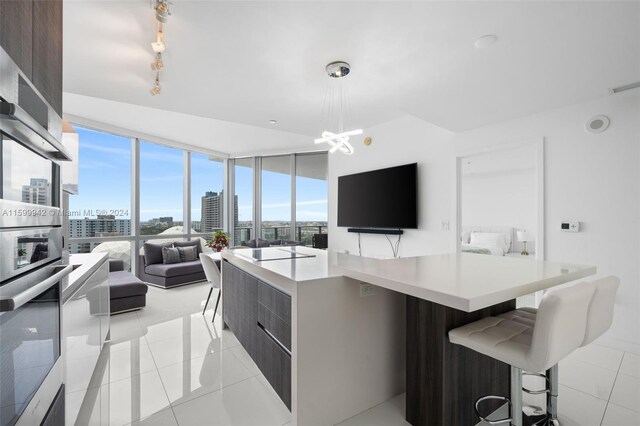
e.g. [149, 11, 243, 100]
[138, 240, 206, 288]
[109, 259, 148, 314]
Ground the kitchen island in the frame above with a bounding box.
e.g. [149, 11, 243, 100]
[220, 247, 596, 426]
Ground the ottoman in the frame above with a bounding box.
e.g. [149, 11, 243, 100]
[109, 260, 148, 314]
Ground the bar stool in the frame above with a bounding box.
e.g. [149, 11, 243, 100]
[520, 276, 620, 425]
[448, 279, 603, 426]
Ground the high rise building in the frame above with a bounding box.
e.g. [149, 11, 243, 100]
[70, 215, 131, 253]
[201, 191, 238, 233]
[22, 178, 50, 205]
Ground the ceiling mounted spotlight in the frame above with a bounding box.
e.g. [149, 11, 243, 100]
[150, 53, 164, 71]
[155, 0, 171, 23]
[150, 75, 161, 96]
[325, 61, 351, 78]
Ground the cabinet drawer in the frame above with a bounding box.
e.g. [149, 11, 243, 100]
[257, 326, 291, 410]
[257, 280, 291, 324]
[258, 303, 291, 351]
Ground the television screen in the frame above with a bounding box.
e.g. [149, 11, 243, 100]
[337, 163, 418, 229]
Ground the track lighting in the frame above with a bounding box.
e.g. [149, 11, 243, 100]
[155, 0, 170, 23]
[150, 54, 164, 71]
[150, 75, 161, 96]
[148, 1, 171, 95]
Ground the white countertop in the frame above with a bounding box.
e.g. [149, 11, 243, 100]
[222, 247, 596, 312]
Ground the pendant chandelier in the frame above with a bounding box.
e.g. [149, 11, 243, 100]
[314, 61, 362, 155]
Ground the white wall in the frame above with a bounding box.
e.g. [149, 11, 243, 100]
[456, 91, 640, 352]
[328, 115, 454, 259]
[328, 91, 640, 352]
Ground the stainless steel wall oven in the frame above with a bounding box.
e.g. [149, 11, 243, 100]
[0, 46, 70, 426]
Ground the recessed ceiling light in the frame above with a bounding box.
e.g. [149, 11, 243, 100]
[474, 35, 497, 48]
[269, 120, 277, 125]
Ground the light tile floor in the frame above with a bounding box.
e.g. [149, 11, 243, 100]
[75, 283, 640, 426]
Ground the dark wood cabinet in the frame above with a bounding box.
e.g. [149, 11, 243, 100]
[222, 261, 259, 359]
[32, 0, 63, 116]
[257, 326, 292, 409]
[0, 0, 63, 116]
[222, 260, 292, 410]
[0, 0, 33, 80]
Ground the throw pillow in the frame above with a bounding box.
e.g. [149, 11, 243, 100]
[174, 240, 202, 255]
[177, 246, 198, 262]
[162, 246, 181, 264]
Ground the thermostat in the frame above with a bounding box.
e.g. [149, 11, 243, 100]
[561, 221, 580, 232]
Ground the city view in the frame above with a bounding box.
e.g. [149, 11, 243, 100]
[68, 127, 328, 255]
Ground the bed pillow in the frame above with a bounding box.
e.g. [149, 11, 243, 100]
[469, 232, 508, 253]
[162, 246, 181, 264]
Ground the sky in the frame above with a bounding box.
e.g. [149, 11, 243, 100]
[69, 127, 327, 223]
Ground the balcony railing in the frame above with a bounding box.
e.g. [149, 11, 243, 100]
[233, 226, 328, 247]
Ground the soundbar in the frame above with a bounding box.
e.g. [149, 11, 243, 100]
[347, 228, 404, 235]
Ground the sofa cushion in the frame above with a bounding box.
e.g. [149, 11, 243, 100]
[144, 242, 173, 265]
[162, 246, 181, 264]
[145, 260, 203, 278]
[174, 240, 202, 255]
[177, 246, 198, 262]
[109, 271, 148, 299]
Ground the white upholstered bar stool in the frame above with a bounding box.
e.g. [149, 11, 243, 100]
[518, 276, 620, 425]
[449, 281, 597, 426]
[200, 253, 222, 322]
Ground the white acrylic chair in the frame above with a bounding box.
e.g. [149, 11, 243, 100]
[448, 277, 619, 426]
[200, 253, 221, 322]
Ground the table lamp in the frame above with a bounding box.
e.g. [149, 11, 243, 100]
[516, 231, 532, 256]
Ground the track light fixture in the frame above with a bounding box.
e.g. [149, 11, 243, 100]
[150, 74, 161, 96]
[149, 1, 171, 95]
[150, 53, 164, 71]
[155, 0, 171, 23]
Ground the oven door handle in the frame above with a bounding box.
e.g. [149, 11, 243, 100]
[0, 265, 73, 312]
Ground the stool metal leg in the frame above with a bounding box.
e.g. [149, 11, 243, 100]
[510, 366, 523, 426]
[546, 365, 560, 426]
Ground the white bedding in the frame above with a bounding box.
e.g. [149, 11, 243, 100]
[461, 243, 505, 256]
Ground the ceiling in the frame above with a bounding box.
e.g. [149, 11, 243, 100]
[63, 1, 640, 136]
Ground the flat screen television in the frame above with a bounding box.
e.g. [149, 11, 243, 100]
[338, 163, 418, 229]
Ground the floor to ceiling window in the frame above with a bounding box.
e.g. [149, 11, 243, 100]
[234, 158, 253, 245]
[139, 141, 184, 236]
[191, 153, 225, 235]
[67, 125, 227, 272]
[295, 153, 328, 246]
[68, 127, 133, 268]
[261, 155, 292, 241]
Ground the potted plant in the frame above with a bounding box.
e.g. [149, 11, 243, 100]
[207, 230, 230, 252]
[17, 248, 27, 258]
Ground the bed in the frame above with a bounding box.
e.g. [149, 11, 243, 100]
[460, 226, 515, 256]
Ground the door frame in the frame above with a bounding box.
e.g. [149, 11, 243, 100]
[452, 137, 545, 261]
